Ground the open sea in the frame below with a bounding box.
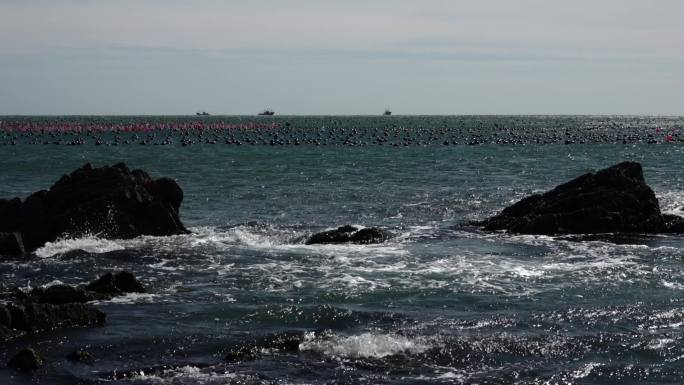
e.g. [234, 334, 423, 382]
[2, 115, 684, 384]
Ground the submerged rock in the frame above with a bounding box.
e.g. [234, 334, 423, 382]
[224, 331, 304, 363]
[0, 163, 189, 255]
[7, 348, 43, 371]
[305, 225, 392, 245]
[85, 271, 145, 295]
[476, 162, 671, 235]
[8, 302, 105, 333]
[66, 349, 92, 363]
[30, 285, 97, 305]
[0, 301, 104, 342]
[0, 304, 11, 327]
[0, 271, 145, 342]
[663, 214, 684, 233]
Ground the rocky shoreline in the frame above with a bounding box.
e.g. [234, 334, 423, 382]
[1, 161, 683, 373]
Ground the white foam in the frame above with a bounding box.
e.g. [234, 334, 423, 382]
[92, 292, 161, 305]
[35, 235, 125, 258]
[657, 190, 684, 214]
[571, 362, 603, 379]
[126, 365, 241, 384]
[299, 332, 431, 359]
[40, 279, 66, 288]
[646, 338, 675, 351]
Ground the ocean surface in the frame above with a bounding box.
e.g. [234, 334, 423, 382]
[2, 115, 684, 384]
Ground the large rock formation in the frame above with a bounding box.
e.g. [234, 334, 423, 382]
[477, 162, 679, 235]
[305, 225, 392, 245]
[0, 163, 188, 255]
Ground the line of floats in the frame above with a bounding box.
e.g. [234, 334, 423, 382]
[0, 116, 681, 147]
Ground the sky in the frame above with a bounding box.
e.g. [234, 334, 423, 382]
[0, 0, 682, 115]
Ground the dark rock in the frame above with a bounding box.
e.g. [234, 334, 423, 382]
[224, 345, 260, 363]
[85, 273, 120, 295]
[86, 271, 145, 295]
[262, 330, 305, 352]
[7, 304, 29, 331]
[0, 232, 25, 255]
[0, 304, 11, 327]
[0, 277, 111, 342]
[7, 348, 43, 371]
[349, 228, 392, 244]
[147, 177, 184, 213]
[8, 302, 105, 333]
[477, 162, 667, 234]
[224, 331, 304, 363]
[114, 271, 146, 293]
[0, 198, 22, 233]
[0, 325, 25, 341]
[0, 163, 189, 254]
[305, 225, 392, 245]
[66, 349, 92, 363]
[30, 285, 96, 305]
[663, 214, 684, 233]
[56, 249, 93, 260]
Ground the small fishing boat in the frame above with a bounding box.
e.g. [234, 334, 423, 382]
[259, 109, 275, 116]
[196, 111, 210, 116]
[383, 109, 392, 116]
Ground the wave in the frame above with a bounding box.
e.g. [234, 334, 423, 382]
[35, 235, 126, 258]
[299, 331, 431, 359]
[124, 365, 247, 385]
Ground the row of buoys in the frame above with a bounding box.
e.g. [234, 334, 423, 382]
[0, 121, 281, 132]
[0, 119, 681, 146]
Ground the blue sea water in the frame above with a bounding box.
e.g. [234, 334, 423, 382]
[1, 116, 684, 384]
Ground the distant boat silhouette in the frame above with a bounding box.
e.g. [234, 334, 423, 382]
[258, 109, 275, 116]
[196, 111, 210, 116]
[383, 109, 392, 116]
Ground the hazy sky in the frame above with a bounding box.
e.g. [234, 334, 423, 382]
[1, 0, 682, 115]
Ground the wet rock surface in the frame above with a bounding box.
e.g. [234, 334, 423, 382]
[224, 331, 304, 363]
[3, 302, 105, 334]
[0, 232, 25, 255]
[7, 348, 43, 371]
[66, 349, 92, 363]
[0, 271, 143, 342]
[0, 163, 188, 255]
[476, 162, 681, 235]
[85, 271, 146, 295]
[306, 225, 392, 245]
[663, 214, 684, 233]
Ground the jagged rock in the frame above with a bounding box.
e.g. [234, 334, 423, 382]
[305, 225, 392, 245]
[30, 285, 96, 305]
[7, 304, 29, 331]
[7, 348, 43, 371]
[663, 214, 684, 233]
[0, 304, 11, 327]
[0, 325, 25, 341]
[0, 163, 189, 254]
[0, 232, 25, 255]
[85, 271, 145, 295]
[476, 162, 667, 235]
[66, 349, 92, 363]
[7, 302, 105, 333]
[113, 271, 146, 293]
[224, 345, 260, 363]
[224, 331, 304, 362]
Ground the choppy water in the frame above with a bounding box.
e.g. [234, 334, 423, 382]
[2, 116, 684, 384]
